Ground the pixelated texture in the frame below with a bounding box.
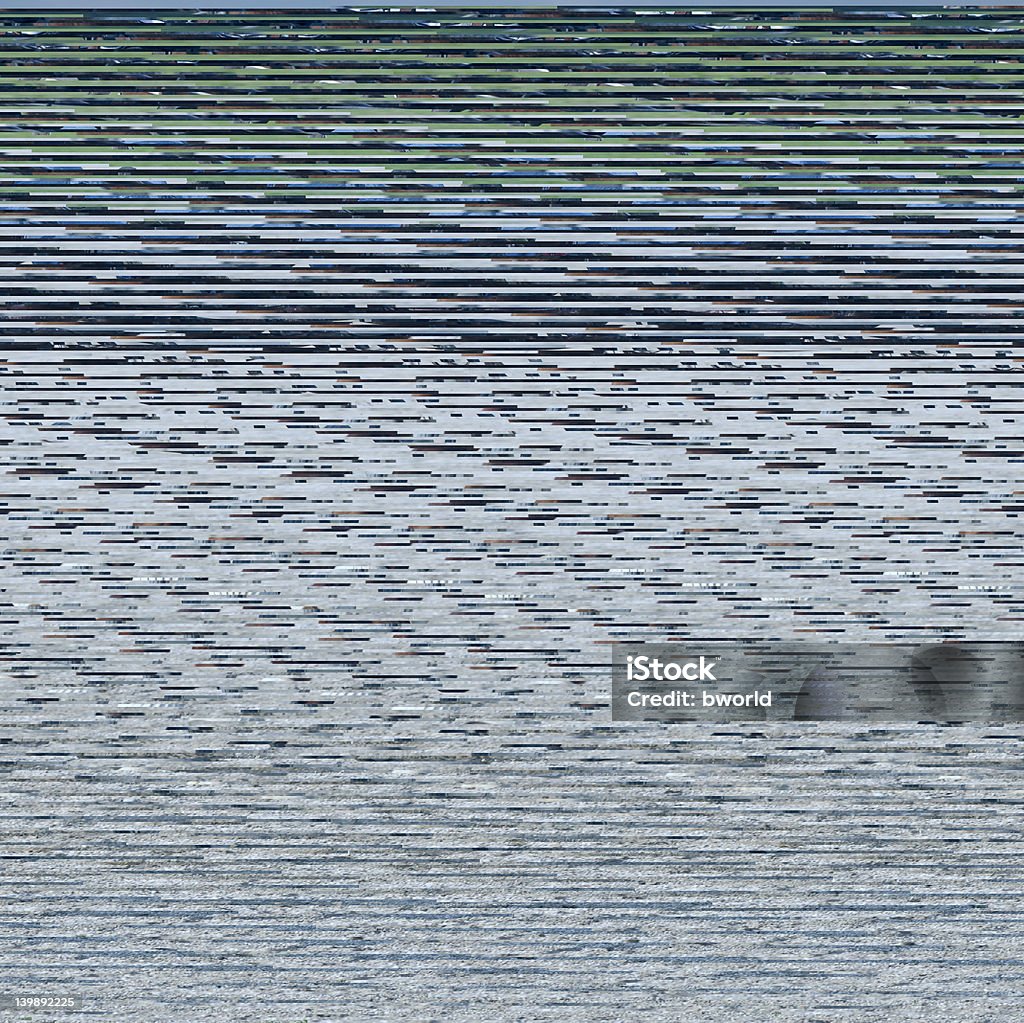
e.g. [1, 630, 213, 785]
[1, 9, 1024, 1021]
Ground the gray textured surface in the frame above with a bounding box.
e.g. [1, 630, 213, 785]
[3, 9, 1024, 1021]
[4, 351, 1023, 1021]
[5, 717, 1024, 1021]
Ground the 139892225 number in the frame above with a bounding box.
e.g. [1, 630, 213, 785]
[0, 994, 80, 1012]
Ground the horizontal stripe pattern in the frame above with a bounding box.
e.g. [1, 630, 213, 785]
[4, 12, 1024, 1022]
[1, 9, 1024, 346]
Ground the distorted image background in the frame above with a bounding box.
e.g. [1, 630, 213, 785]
[3, 8, 1024, 1020]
